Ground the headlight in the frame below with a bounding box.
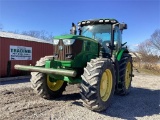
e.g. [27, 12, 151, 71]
[63, 39, 75, 45]
[53, 39, 59, 45]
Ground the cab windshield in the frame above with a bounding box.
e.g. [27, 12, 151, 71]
[81, 24, 112, 44]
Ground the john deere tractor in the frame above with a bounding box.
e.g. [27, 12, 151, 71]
[15, 18, 133, 112]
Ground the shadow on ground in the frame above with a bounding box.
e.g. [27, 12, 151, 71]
[71, 87, 159, 119]
[56, 93, 81, 101]
[100, 87, 160, 119]
[0, 78, 30, 85]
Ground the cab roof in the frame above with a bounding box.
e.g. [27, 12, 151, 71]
[78, 18, 119, 26]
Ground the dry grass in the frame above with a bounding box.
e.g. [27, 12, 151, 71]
[133, 62, 160, 75]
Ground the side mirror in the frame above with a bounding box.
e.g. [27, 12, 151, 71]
[121, 42, 127, 46]
[119, 23, 127, 30]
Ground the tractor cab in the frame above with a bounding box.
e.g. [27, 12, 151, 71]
[77, 19, 127, 56]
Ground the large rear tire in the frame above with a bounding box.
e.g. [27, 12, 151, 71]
[80, 58, 115, 112]
[115, 53, 133, 95]
[30, 56, 67, 99]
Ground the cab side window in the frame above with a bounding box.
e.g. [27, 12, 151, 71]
[114, 26, 122, 50]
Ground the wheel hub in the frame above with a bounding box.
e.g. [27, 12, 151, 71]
[47, 75, 64, 91]
[125, 62, 131, 89]
[100, 69, 112, 102]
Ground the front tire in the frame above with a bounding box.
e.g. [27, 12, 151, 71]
[30, 56, 67, 99]
[80, 58, 115, 112]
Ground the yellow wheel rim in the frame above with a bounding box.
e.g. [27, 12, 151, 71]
[100, 69, 113, 102]
[47, 75, 64, 91]
[125, 62, 131, 89]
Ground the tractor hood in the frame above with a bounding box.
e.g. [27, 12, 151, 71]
[54, 34, 98, 43]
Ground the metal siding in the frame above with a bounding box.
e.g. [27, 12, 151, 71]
[0, 37, 53, 77]
[1, 38, 9, 77]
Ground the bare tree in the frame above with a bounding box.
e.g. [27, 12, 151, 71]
[137, 29, 160, 57]
[22, 30, 40, 38]
[150, 29, 160, 51]
[136, 40, 152, 56]
[136, 38, 159, 71]
[21, 30, 53, 41]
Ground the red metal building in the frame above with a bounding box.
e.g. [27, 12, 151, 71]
[0, 32, 53, 77]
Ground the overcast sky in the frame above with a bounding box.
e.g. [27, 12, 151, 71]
[0, 0, 159, 50]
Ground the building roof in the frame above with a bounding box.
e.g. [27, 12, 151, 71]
[0, 31, 52, 44]
[130, 52, 142, 59]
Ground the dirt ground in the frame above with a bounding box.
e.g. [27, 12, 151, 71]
[0, 70, 160, 120]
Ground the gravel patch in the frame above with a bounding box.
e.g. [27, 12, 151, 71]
[0, 71, 159, 120]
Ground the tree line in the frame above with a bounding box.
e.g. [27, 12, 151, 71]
[136, 29, 160, 60]
[21, 30, 54, 41]
[0, 24, 53, 41]
[135, 29, 160, 72]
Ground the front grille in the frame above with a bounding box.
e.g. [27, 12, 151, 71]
[54, 39, 83, 61]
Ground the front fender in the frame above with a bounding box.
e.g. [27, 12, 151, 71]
[116, 48, 129, 61]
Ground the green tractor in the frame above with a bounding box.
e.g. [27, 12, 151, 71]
[15, 18, 133, 112]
